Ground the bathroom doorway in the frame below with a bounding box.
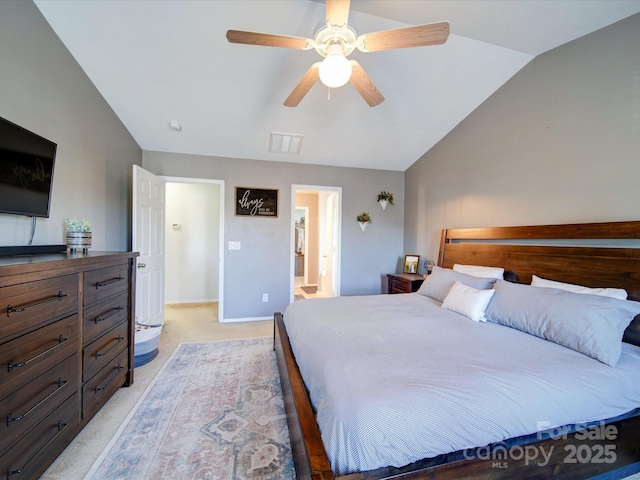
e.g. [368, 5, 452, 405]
[291, 185, 341, 302]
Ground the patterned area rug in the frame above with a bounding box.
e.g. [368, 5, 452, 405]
[86, 337, 295, 480]
[300, 285, 317, 294]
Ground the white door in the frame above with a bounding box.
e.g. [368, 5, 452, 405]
[132, 165, 165, 328]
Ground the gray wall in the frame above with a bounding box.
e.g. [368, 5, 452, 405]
[142, 151, 404, 320]
[0, 1, 141, 250]
[405, 13, 640, 263]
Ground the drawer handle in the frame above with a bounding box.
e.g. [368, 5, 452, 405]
[94, 336, 125, 359]
[94, 305, 124, 324]
[95, 275, 124, 289]
[6, 291, 68, 316]
[7, 420, 68, 478]
[7, 335, 69, 373]
[95, 364, 125, 393]
[6, 378, 68, 427]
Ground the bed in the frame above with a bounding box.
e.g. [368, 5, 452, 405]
[274, 221, 640, 480]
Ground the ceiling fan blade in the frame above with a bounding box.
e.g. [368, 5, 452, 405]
[357, 22, 450, 52]
[349, 61, 384, 107]
[284, 63, 320, 107]
[326, 0, 350, 27]
[226, 30, 313, 50]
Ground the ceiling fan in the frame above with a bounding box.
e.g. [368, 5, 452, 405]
[226, 0, 449, 107]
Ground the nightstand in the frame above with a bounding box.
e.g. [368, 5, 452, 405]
[387, 273, 425, 294]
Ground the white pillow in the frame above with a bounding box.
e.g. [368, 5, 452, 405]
[453, 264, 504, 279]
[530, 275, 627, 300]
[441, 281, 496, 322]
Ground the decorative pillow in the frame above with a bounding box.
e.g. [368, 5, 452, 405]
[485, 280, 640, 367]
[531, 275, 627, 300]
[441, 281, 496, 322]
[453, 264, 504, 279]
[417, 266, 497, 302]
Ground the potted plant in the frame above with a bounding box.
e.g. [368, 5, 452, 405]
[65, 218, 92, 253]
[377, 191, 394, 210]
[356, 212, 371, 232]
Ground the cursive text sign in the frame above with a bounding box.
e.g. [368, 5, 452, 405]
[235, 187, 278, 217]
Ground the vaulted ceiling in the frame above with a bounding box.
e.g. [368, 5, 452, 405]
[34, 0, 640, 171]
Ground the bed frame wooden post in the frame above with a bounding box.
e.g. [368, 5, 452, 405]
[275, 312, 335, 480]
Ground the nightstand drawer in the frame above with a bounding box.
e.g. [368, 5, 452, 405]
[387, 273, 424, 294]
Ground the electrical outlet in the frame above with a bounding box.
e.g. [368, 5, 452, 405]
[262, 293, 268, 302]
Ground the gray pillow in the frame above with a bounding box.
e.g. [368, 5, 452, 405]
[417, 266, 497, 302]
[485, 280, 640, 367]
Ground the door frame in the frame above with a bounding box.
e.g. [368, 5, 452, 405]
[163, 176, 225, 321]
[290, 184, 342, 303]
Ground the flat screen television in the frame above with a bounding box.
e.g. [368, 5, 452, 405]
[0, 116, 57, 218]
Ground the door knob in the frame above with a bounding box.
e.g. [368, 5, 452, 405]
[137, 263, 146, 268]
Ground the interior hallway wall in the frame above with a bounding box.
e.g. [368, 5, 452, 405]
[165, 182, 220, 304]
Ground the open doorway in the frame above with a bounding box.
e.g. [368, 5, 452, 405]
[291, 185, 341, 302]
[164, 177, 224, 320]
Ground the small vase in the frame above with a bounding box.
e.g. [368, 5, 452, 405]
[358, 221, 368, 233]
[379, 199, 388, 210]
[67, 232, 92, 253]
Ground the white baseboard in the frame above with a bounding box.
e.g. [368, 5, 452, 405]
[165, 298, 219, 305]
[219, 316, 272, 323]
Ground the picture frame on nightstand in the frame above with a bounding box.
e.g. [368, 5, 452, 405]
[403, 254, 420, 274]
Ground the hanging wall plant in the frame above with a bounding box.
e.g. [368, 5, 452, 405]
[356, 212, 371, 232]
[377, 191, 394, 210]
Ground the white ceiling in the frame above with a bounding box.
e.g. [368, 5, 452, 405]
[34, 0, 640, 171]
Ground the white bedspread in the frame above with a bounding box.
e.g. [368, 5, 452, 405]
[283, 293, 640, 476]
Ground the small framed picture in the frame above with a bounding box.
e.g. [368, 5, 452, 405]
[403, 254, 420, 274]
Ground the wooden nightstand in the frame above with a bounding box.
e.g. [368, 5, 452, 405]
[387, 273, 424, 294]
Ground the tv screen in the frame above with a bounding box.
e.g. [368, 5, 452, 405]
[0, 117, 57, 218]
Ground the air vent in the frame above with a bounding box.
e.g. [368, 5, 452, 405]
[270, 132, 303, 154]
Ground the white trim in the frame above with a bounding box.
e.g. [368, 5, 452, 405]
[162, 176, 225, 322]
[219, 316, 272, 323]
[165, 299, 219, 305]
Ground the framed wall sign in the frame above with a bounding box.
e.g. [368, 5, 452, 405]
[235, 187, 278, 217]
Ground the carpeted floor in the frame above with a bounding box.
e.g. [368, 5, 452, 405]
[85, 337, 294, 480]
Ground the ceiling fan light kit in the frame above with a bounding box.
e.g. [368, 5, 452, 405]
[226, 0, 449, 107]
[318, 45, 352, 88]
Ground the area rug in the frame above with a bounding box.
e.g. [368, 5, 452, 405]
[85, 337, 295, 480]
[294, 293, 305, 301]
[300, 285, 317, 294]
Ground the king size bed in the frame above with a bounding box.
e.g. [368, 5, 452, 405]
[274, 221, 640, 479]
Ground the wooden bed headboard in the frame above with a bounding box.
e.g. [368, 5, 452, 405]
[438, 220, 640, 346]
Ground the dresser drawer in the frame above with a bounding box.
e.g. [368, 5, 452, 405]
[0, 315, 78, 399]
[0, 274, 78, 342]
[82, 348, 128, 420]
[0, 393, 79, 480]
[83, 291, 129, 345]
[83, 321, 128, 382]
[0, 353, 78, 457]
[390, 277, 412, 293]
[83, 263, 129, 306]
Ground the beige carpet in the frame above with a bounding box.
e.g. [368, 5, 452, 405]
[41, 303, 273, 480]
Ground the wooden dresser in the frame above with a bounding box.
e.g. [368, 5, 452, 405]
[387, 273, 424, 294]
[0, 251, 137, 480]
